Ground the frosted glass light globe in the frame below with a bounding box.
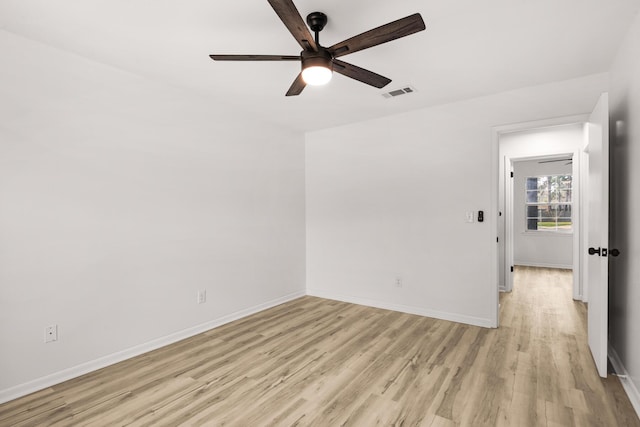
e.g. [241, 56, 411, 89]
[302, 66, 333, 86]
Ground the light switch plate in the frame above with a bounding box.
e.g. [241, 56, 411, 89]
[465, 211, 474, 223]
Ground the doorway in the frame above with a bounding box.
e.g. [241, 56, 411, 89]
[497, 120, 585, 301]
[492, 94, 610, 378]
[508, 154, 578, 293]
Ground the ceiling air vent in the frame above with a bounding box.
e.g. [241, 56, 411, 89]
[382, 86, 417, 99]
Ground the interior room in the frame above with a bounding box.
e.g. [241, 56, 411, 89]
[1, 0, 640, 424]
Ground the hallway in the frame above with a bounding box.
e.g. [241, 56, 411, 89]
[500, 266, 638, 425]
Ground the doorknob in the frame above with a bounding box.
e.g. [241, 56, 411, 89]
[610, 248, 621, 257]
[588, 247, 601, 256]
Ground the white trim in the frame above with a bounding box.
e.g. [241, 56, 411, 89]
[493, 114, 590, 135]
[608, 343, 640, 419]
[306, 289, 495, 329]
[0, 290, 306, 405]
[513, 262, 573, 270]
[580, 123, 590, 302]
[520, 231, 574, 237]
[571, 144, 582, 300]
[490, 123, 500, 327]
[505, 157, 515, 292]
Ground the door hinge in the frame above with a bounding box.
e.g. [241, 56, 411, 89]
[511, 266, 514, 272]
[496, 237, 499, 243]
[510, 171, 514, 178]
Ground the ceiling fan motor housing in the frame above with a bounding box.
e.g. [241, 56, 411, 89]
[301, 48, 333, 71]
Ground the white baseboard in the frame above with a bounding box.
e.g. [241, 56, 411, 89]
[0, 290, 305, 405]
[306, 289, 494, 328]
[608, 343, 640, 419]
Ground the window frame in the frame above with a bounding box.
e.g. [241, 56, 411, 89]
[524, 174, 573, 234]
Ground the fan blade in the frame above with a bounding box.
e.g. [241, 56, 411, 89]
[268, 0, 318, 51]
[333, 60, 391, 88]
[329, 13, 425, 58]
[286, 73, 306, 96]
[210, 54, 299, 61]
[538, 158, 572, 164]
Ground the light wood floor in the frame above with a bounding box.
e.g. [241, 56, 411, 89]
[1, 266, 638, 426]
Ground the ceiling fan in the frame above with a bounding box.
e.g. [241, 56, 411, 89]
[539, 158, 573, 165]
[209, 0, 426, 96]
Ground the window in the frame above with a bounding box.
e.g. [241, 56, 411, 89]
[525, 174, 572, 232]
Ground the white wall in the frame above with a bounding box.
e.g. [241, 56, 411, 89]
[609, 11, 640, 414]
[0, 31, 306, 401]
[306, 74, 607, 328]
[513, 158, 573, 269]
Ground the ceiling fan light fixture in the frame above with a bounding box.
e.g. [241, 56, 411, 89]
[301, 49, 333, 86]
[302, 65, 332, 85]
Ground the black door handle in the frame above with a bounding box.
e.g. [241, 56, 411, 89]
[588, 247, 601, 256]
[610, 248, 621, 257]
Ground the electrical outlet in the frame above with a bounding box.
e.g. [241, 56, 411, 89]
[45, 325, 58, 343]
[197, 289, 207, 304]
[395, 277, 403, 288]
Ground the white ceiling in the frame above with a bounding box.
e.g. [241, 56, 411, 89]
[1, 0, 638, 132]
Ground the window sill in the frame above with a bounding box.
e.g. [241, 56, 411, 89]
[522, 231, 573, 237]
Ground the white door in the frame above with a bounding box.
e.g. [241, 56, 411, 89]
[587, 93, 609, 378]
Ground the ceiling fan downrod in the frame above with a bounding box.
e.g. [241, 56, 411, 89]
[306, 12, 327, 46]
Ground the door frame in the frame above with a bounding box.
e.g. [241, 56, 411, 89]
[505, 153, 580, 295]
[491, 114, 589, 326]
